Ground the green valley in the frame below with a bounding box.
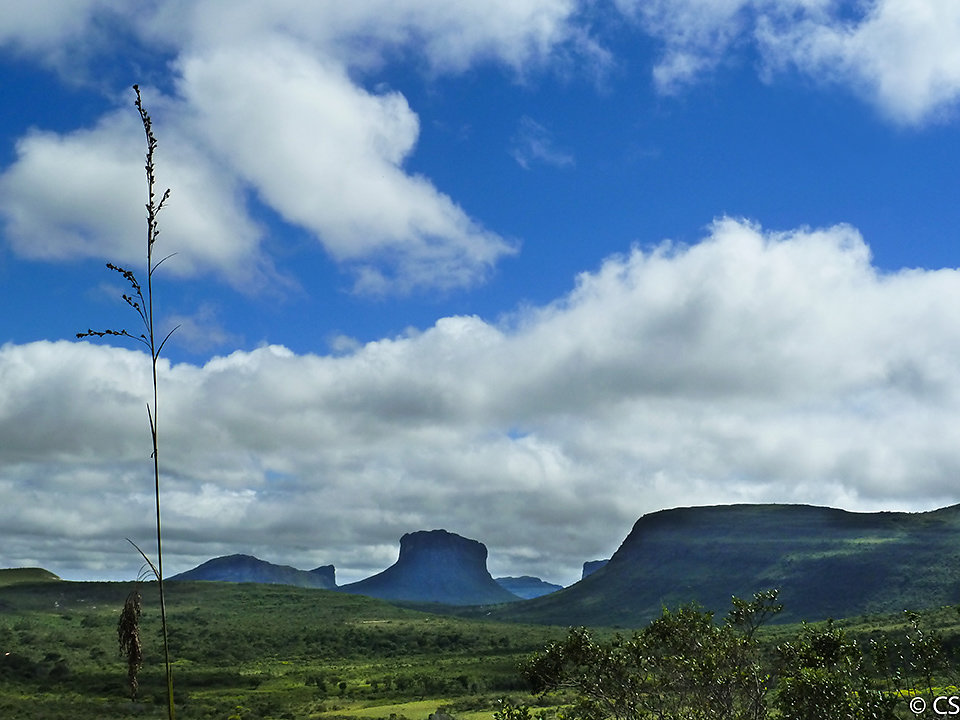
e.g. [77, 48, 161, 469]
[6, 502, 960, 719]
[3, 576, 960, 719]
[0, 578, 564, 720]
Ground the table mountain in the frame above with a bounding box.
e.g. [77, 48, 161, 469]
[339, 529, 520, 605]
[491, 503, 960, 626]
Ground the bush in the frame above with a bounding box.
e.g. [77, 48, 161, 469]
[523, 590, 782, 720]
[775, 621, 897, 720]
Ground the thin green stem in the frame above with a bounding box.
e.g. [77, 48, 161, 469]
[136, 83, 176, 720]
[80, 84, 177, 720]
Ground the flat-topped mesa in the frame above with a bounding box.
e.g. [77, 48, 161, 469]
[339, 529, 520, 606]
[488, 503, 960, 627]
[397, 528, 486, 570]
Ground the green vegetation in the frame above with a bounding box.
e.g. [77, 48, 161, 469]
[519, 591, 960, 720]
[3, 580, 960, 719]
[0, 567, 61, 587]
[0, 579, 566, 719]
[485, 504, 960, 627]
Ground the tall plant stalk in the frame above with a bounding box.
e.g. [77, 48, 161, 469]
[78, 84, 178, 720]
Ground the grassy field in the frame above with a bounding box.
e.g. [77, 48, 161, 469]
[2, 572, 959, 719]
[0, 577, 565, 719]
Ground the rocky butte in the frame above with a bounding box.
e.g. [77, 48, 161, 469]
[338, 529, 520, 606]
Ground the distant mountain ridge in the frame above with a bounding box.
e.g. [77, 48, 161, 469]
[339, 529, 520, 605]
[169, 554, 336, 589]
[135, 503, 960, 624]
[168, 534, 556, 605]
[489, 503, 960, 626]
[495, 576, 563, 599]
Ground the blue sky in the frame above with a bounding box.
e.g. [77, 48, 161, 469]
[3, 1, 960, 586]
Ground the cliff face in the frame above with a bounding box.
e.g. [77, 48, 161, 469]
[339, 529, 520, 605]
[490, 503, 960, 627]
[308, 565, 336, 587]
[581, 559, 609, 579]
[170, 554, 336, 589]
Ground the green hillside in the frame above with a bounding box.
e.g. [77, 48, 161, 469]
[0, 567, 61, 587]
[2, 572, 960, 719]
[486, 503, 960, 627]
[0, 579, 564, 719]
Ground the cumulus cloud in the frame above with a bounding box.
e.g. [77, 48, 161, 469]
[757, 0, 960, 124]
[146, 0, 588, 73]
[175, 38, 516, 293]
[624, 0, 960, 124]
[4, 219, 960, 584]
[0, 0, 126, 69]
[0, 97, 270, 288]
[0, 0, 596, 293]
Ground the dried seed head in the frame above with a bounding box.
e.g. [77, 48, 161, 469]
[117, 588, 144, 700]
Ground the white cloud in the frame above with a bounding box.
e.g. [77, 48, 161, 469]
[758, 0, 960, 124]
[0, 100, 271, 288]
[4, 219, 960, 584]
[618, 0, 756, 93]
[1, 60, 509, 293]
[146, 0, 587, 73]
[0, 0, 589, 79]
[0, 0, 126, 66]
[1, 0, 599, 293]
[175, 38, 516, 293]
[625, 0, 960, 124]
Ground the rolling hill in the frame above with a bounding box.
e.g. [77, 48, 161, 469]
[169, 554, 336, 588]
[0, 567, 61, 587]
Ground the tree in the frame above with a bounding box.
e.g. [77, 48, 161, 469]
[775, 620, 897, 720]
[523, 590, 782, 720]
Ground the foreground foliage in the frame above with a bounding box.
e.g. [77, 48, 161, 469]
[0, 580, 564, 719]
[523, 591, 781, 720]
[521, 590, 960, 720]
